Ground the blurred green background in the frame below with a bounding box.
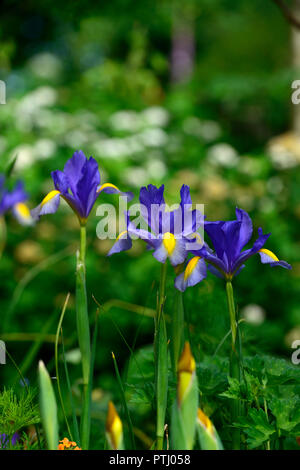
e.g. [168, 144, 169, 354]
[0, 0, 299, 448]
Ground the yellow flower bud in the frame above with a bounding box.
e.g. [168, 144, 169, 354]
[197, 408, 214, 437]
[177, 342, 196, 405]
[106, 401, 123, 450]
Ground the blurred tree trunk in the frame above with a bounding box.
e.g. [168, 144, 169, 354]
[170, 3, 196, 84]
[291, 0, 300, 134]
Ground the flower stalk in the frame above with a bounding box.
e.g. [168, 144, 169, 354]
[225, 280, 242, 450]
[76, 224, 91, 449]
[154, 262, 168, 450]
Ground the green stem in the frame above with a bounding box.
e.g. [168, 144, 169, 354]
[76, 224, 91, 449]
[225, 280, 242, 450]
[171, 290, 184, 377]
[155, 262, 168, 450]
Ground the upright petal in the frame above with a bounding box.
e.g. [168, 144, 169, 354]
[76, 156, 100, 217]
[63, 150, 87, 196]
[235, 207, 253, 250]
[51, 170, 69, 194]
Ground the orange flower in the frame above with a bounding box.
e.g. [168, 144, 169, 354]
[58, 438, 81, 450]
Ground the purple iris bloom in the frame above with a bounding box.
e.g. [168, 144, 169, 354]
[108, 184, 206, 267]
[31, 150, 133, 224]
[175, 207, 291, 292]
[0, 176, 32, 225]
[0, 432, 20, 448]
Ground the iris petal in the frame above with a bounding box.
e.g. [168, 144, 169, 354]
[97, 183, 133, 202]
[12, 202, 33, 226]
[258, 248, 292, 269]
[175, 256, 207, 291]
[31, 190, 61, 220]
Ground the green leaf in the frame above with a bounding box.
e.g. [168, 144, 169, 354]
[269, 396, 300, 434]
[38, 360, 59, 450]
[235, 408, 276, 449]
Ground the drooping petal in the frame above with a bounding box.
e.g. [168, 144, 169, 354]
[31, 190, 61, 220]
[12, 202, 34, 226]
[258, 248, 292, 269]
[175, 256, 207, 292]
[108, 230, 132, 256]
[127, 220, 157, 247]
[97, 182, 133, 201]
[153, 233, 187, 266]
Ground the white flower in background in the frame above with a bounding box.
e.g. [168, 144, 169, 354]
[93, 138, 131, 159]
[268, 144, 298, 169]
[183, 116, 221, 142]
[34, 139, 56, 160]
[146, 159, 167, 179]
[123, 167, 148, 187]
[241, 304, 266, 325]
[267, 132, 300, 169]
[139, 128, 168, 147]
[12, 140, 56, 170]
[124, 135, 144, 154]
[141, 106, 169, 127]
[109, 110, 140, 132]
[12, 144, 36, 170]
[64, 129, 89, 148]
[16, 86, 57, 131]
[207, 143, 239, 168]
[27, 53, 63, 80]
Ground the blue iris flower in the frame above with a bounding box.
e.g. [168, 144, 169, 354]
[31, 150, 133, 224]
[108, 183, 206, 268]
[0, 175, 32, 225]
[175, 207, 291, 291]
[0, 432, 20, 448]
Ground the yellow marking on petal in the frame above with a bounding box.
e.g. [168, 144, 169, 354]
[106, 401, 123, 450]
[41, 190, 60, 207]
[15, 202, 31, 219]
[197, 408, 214, 436]
[190, 232, 203, 244]
[116, 230, 128, 241]
[97, 183, 119, 193]
[184, 256, 201, 281]
[162, 232, 176, 256]
[259, 248, 279, 261]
